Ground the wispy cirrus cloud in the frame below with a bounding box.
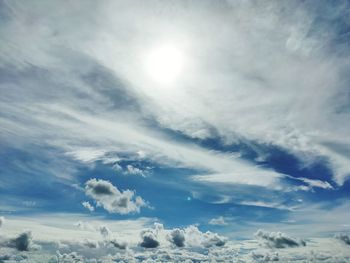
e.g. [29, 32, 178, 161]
[2, 0, 348, 192]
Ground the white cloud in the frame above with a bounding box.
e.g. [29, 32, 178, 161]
[66, 148, 109, 164]
[239, 201, 294, 211]
[285, 175, 334, 191]
[255, 229, 306, 248]
[82, 201, 94, 212]
[132, 222, 227, 250]
[84, 178, 148, 215]
[183, 225, 226, 248]
[209, 216, 228, 226]
[297, 177, 333, 190]
[168, 228, 186, 247]
[139, 228, 160, 248]
[191, 170, 281, 189]
[1, 234, 350, 262]
[125, 164, 146, 177]
[0, 214, 349, 262]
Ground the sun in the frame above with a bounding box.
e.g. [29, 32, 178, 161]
[145, 44, 184, 84]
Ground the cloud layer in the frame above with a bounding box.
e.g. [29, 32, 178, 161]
[0, 226, 349, 263]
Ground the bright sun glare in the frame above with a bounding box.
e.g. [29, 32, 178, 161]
[145, 45, 184, 84]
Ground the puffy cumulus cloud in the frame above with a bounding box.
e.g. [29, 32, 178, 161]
[255, 229, 306, 249]
[209, 216, 228, 226]
[85, 178, 148, 214]
[335, 233, 350, 245]
[137, 223, 226, 250]
[139, 229, 160, 249]
[0, 216, 4, 228]
[168, 228, 185, 247]
[85, 179, 116, 196]
[73, 221, 131, 250]
[1, 233, 350, 262]
[202, 232, 226, 248]
[184, 225, 226, 248]
[82, 201, 95, 212]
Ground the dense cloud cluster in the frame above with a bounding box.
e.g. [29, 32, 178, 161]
[2, 241, 350, 263]
[335, 233, 350, 245]
[137, 223, 226, 250]
[255, 229, 306, 249]
[0, 217, 4, 228]
[0, 229, 350, 262]
[84, 178, 148, 214]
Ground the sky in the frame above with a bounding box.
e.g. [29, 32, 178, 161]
[0, 0, 350, 262]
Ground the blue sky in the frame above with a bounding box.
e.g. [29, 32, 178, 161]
[1, 0, 350, 262]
